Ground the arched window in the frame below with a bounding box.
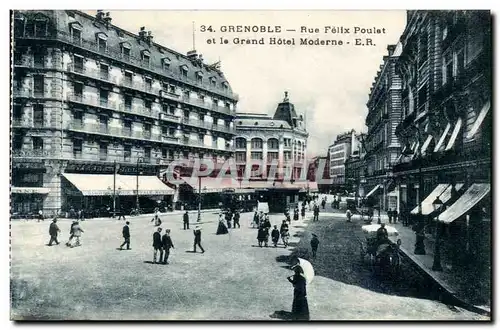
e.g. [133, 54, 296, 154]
[14, 12, 25, 37]
[267, 138, 279, 150]
[251, 138, 263, 149]
[235, 137, 247, 149]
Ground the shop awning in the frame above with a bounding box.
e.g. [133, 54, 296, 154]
[387, 190, 398, 197]
[411, 184, 448, 215]
[118, 175, 175, 196]
[63, 173, 116, 196]
[439, 184, 490, 224]
[434, 122, 451, 152]
[420, 135, 434, 156]
[63, 173, 174, 196]
[466, 101, 491, 139]
[11, 187, 50, 194]
[307, 181, 319, 192]
[180, 177, 241, 193]
[365, 184, 382, 198]
[445, 118, 463, 151]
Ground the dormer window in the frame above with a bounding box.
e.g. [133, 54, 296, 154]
[121, 42, 131, 61]
[196, 71, 203, 83]
[141, 50, 151, 66]
[162, 57, 171, 70]
[180, 65, 188, 77]
[209, 77, 216, 87]
[34, 13, 49, 37]
[96, 32, 107, 53]
[69, 21, 83, 44]
[222, 81, 229, 90]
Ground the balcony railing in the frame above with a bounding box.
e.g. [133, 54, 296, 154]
[67, 64, 118, 84]
[19, 30, 239, 102]
[13, 88, 58, 99]
[67, 122, 179, 144]
[159, 112, 180, 123]
[14, 58, 59, 69]
[12, 149, 55, 158]
[67, 93, 118, 111]
[120, 79, 160, 96]
[180, 95, 234, 116]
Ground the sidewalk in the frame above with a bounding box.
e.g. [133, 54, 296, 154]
[387, 221, 491, 316]
[322, 209, 490, 316]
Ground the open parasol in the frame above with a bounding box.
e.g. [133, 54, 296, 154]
[361, 224, 399, 237]
[293, 258, 315, 284]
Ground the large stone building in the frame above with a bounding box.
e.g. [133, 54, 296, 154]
[234, 92, 314, 211]
[11, 10, 238, 216]
[363, 44, 403, 210]
[344, 132, 366, 199]
[328, 130, 359, 192]
[393, 11, 491, 283]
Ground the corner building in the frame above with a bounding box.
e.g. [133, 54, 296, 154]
[12, 10, 238, 216]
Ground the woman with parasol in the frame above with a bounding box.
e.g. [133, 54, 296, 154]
[287, 258, 313, 320]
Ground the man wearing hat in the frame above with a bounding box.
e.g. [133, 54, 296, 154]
[193, 226, 205, 253]
[161, 229, 175, 264]
[183, 211, 190, 230]
[48, 218, 60, 246]
[119, 221, 131, 250]
[310, 234, 320, 258]
[152, 227, 163, 264]
[66, 221, 78, 246]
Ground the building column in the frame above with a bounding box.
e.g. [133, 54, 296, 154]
[262, 140, 268, 178]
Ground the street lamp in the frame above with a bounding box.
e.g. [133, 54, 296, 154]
[431, 196, 444, 271]
[197, 176, 202, 222]
[136, 157, 144, 212]
[402, 125, 425, 255]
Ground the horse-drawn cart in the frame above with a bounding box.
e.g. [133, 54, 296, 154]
[359, 224, 401, 277]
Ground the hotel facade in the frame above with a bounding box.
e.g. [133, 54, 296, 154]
[11, 10, 238, 216]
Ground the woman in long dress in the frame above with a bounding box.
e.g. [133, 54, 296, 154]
[287, 265, 310, 320]
[216, 213, 229, 235]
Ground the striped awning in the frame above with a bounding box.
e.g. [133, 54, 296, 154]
[365, 184, 382, 198]
[466, 101, 491, 139]
[439, 184, 490, 224]
[445, 118, 463, 151]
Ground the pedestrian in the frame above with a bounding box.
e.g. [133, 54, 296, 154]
[271, 225, 280, 247]
[252, 210, 259, 228]
[78, 209, 85, 221]
[233, 210, 240, 228]
[119, 221, 131, 250]
[183, 211, 190, 230]
[263, 226, 270, 247]
[321, 198, 326, 210]
[71, 221, 84, 247]
[152, 227, 163, 264]
[287, 264, 310, 320]
[301, 206, 306, 220]
[257, 226, 266, 248]
[151, 207, 162, 226]
[280, 220, 290, 248]
[117, 207, 126, 221]
[394, 209, 398, 223]
[346, 209, 352, 222]
[387, 208, 393, 224]
[193, 226, 205, 253]
[293, 207, 299, 221]
[226, 211, 232, 229]
[263, 215, 271, 230]
[313, 204, 320, 222]
[48, 218, 60, 246]
[161, 229, 174, 264]
[66, 221, 77, 246]
[37, 209, 44, 222]
[310, 234, 319, 258]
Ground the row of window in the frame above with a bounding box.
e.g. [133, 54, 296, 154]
[234, 137, 305, 150]
[235, 151, 293, 161]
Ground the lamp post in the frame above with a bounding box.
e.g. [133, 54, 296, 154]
[432, 196, 444, 271]
[136, 157, 144, 212]
[116, 186, 122, 216]
[197, 176, 202, 222]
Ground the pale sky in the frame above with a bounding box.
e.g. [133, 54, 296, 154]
[97, 10, 407, 156]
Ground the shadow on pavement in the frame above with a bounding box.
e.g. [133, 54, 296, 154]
[270, 310, 293, 320]
[185, 250, 197, 253]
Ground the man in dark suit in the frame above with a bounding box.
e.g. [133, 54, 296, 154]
[48, 218, 60, 246]
[152, 227, 163, 263]
[183, 211, 190, 230]
[193, 226, 205, 253]
[233, 211, 241, 228]
[161, 229, 175, 264]
[119, 221, 131, 250]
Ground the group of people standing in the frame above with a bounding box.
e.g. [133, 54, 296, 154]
[47, 218, 84, 247]
[216, 210, 241, 235]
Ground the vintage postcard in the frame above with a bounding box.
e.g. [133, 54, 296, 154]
[10, 9, 491, 321]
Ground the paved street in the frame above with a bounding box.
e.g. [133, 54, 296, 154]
[10, 210, 487, 320]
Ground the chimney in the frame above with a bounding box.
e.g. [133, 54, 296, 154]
[103, 12, 112, 27]
[187, 50, 198, 61]
[96, 10, 104, 20]
[146, 31, 154, 45]
[138, 26, 147, 39]
[387, 44, 396, 56]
